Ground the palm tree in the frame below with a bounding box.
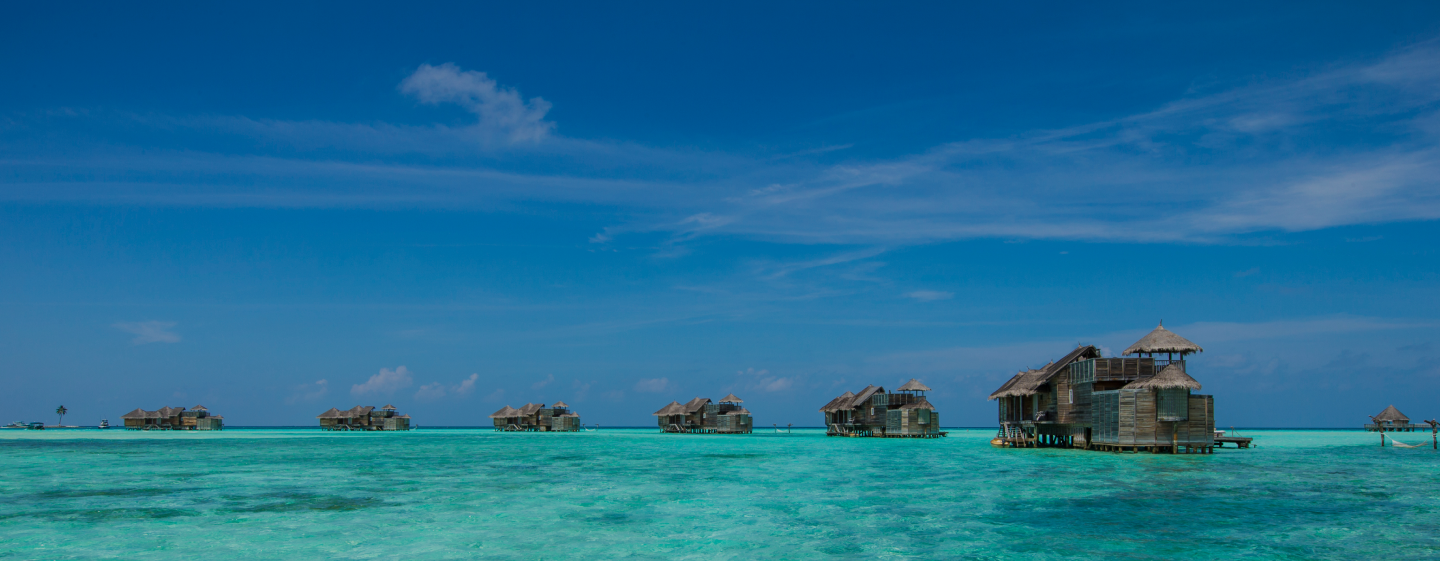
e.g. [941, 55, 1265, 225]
[56, 406, 67, 427]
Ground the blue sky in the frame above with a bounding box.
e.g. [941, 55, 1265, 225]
[3, 2, 1439, 427]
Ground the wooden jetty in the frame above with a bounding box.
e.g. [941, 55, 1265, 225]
[820, 379, 946, 438]
[488, 401, 581, 431]
[317, 404, 412, 431]
[120, 405, 224, 430]
[654, 394, 752, 434]
[988, 322, 1218, 454]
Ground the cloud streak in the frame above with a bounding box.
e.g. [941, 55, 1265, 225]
[7, 43, 1440, 247]
[113, 321, 181, 344]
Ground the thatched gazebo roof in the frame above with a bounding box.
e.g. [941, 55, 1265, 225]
[1125, 364, 1202, 390]
[1374, 405, 1409, 423]
[1123, 322, 1203, 356]
[819, 391, 855, 412]
[898, 397, 937, 411]
[380, 404, 398, 411]
[718, 393, 743, 403]
[897, 379, 931, 392]
[190, 405, 208, 411]
[552, 401, 569, 409]
[653, 401, 682, 416]
[488, 405, 520, 419]
[722, 408, 751, 416]
[317, 407, 344, 419]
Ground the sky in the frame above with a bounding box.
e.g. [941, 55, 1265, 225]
[2, 2, 1439, 427]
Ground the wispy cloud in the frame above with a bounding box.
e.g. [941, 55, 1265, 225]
[113, 321, 180, 344]
[904, 290, 953, 301]
[7, 41, 1440, 248]
[399, 63, 554, 143]
[737, 367, 794, 392]
[531, 374, 555, 389]
[634, 377, 671, 393]
[415, 373, 479, 400]
[287, 379, 329, 404]
[352, 366, 414, 396]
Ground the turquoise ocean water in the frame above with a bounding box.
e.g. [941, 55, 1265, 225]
[2, 428, 1437, 560]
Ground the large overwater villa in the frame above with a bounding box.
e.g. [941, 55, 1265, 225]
[488, 402, 581, 431]
[989, 322, 1216, 453]
[317, 404, 412, 431]
[120, 405, 224, 430]
[653, 394, 752, 434]
[820, 379, 945, 438]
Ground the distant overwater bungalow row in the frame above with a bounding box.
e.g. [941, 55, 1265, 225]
[81, 322, 1438, 451]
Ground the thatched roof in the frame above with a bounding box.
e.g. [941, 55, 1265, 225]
[488, 406, 520, 419]
[552, 401, 569, 409]
[1374, 405, 1409, 422]
[156, 406, 185, 417]
[516, 403, 545, 416]
[682, 397, 710, 413]
[898, 397, 937, 411]
[1125, 364, 1202, 390]
[819, 391, 856, 412]
[1123, 322, 1203, 356]
[989, 368, 1046, 399]
[121, 408, 150, 420]
[653, 401, 682, 416]
[347, 406, 375, 417]
[190, 405, 208, 411]
[896, 379, 931, 392]
[316, 407, 344, 419]
[988, 345, 1101, 399]
[850, 385, 883, 409]
[718, 393, 743, 403]
[380, 404, 398, 411]
[722, 408, 751, 415]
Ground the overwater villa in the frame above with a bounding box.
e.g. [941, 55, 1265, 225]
[653, 394, 752, 434]
[989, 322, 1216, 453]
[488, 402, 581, 431]
[317, 404, 412, 431]
[120, 405, 224, 430]
[1366, 405, 1422, 432]
[820, 379, 944, 438]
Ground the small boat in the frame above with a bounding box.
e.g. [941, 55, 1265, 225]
[2, 421, 26, 429]
[99, 419, 110, 429]
[25, 422, 44, 430]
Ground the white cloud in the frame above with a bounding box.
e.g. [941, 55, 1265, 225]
[352, 366, 414, 396]
[414, 382, 446, 400]
[414, 373, 480, 400]
[287, 379, 329, 404]
[532, 374, 555, 389]
[399, 63, 554, 143]
[738, 367, 795, 393]
[484, 388, 506, 402]
[634, 377, 671, 393]
[113, 321, 180, 344]
[904, 290, 953, 302]
[456, 373, 478, 395]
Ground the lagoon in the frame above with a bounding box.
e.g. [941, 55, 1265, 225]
[1, 428, 1436, 560]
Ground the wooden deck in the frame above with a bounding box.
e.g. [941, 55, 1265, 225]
[1214, 436, 1253, 448]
